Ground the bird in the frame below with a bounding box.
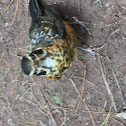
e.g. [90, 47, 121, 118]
[21, 0, 78, 80]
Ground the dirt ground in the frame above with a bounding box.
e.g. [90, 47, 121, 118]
[0, 0, 126, 126]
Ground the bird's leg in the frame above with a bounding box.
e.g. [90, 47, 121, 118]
[77, 43, 107, 59]
[68, 17, 93, 37]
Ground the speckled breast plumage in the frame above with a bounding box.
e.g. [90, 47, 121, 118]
[21, 0, 77, 80]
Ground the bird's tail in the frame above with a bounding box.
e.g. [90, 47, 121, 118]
[29, 0, 63, 21]
[29, 0, 41, 21]
[29, 0, 65, 37]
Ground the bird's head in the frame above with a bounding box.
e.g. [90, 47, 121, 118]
[21, 48, 47, 76]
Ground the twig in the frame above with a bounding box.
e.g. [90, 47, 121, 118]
[101, 105, 113, 126]
[18, 48, 29, 52]
[40, 88, 58, 126]
[31, 86, 48, 109]
[10, 53, 22, 59]
[61, 110, 67, 126]
[95, 43, 107, 51]
[7, 0, 20, 31]
[112, 71, 125, 105]
[112, 117, 125, 126]
[107, 29, 120, 41]
[24, 0, 29, 12]
[19, 83, 35, 99]
[75, 70, 86, 115]
[23, 98, 49, 117]
[30, 77, 58, 126]
[20, 121, 43, 126]
[98, 55, 117, 112]
[2, 0, 14, 16]
[74, 75, 102, 90]
[0, 52, 5, 63]
[103, 101, 107, 113]
[69, 78, 96, 126]
[70, 79, 80, 94]
[107, 56, 125, 105]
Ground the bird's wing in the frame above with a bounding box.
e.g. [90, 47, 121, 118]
[29, 0, 65, 51]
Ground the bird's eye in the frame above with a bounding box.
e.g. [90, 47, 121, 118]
[29, 53, 36, 60]
[38, 71, 46, 75]
[32, 49, 43, 55]
[34, 70, 46, 75]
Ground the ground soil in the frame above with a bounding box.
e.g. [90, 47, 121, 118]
[0, 0, 126, 126]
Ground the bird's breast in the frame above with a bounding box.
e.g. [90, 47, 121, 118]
[42, 57, 56, 67]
